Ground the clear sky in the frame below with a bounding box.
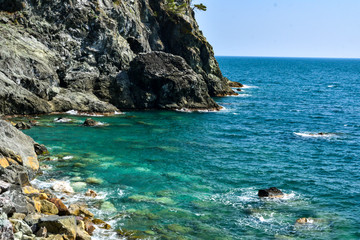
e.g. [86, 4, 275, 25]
[193, 0, 360, 58]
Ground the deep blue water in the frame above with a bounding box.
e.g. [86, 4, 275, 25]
[25, 57, 360, 239]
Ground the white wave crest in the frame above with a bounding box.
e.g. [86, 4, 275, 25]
[293, 132, 337, 138]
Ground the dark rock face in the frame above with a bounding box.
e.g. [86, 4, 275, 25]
[258, 187, 284, 198]
[127, 52, 220, 110]
[0, 0, 234, 114]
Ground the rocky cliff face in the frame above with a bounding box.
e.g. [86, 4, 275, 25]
[0, 0, 234, 114]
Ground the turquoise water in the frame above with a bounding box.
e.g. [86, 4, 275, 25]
[25, 57, 360, 239]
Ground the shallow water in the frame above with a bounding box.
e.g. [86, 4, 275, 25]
[24, 57, 360, 239]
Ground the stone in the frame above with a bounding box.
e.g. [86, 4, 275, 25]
[83, 219, 95, 236]
[24, 213, 43, 226]
[10, 213, 26, 221]
[85, 189, 97, 198]
[258, 187, 284, 198]
[0, 120, 39, 172]
[34, 143, 49, 156]
[39, 216, 76, 240]
[22, 186, 40, 195]
[70, 182, 87, 191]
[76, 227, 91, 240]
[36, 226, 48, 237]
[85, 177, 103, 185]
[0, 185, 28, 214]
[92, 219, 111, 230]
[15, 122, 32, 130]
[68, 204, 94, 218]
[51, 181, 74, 194]
[10, 219, 33, 236]
[296, 218, 315, 224]
[48, 198, 70, 216]
[0, 213, 14, 240]
[40, 200, 59, 215]
[82, 119, 98, 127]
[0, 180, 11, 193]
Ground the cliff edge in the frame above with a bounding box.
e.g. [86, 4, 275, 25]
[0, 0, 235, 114]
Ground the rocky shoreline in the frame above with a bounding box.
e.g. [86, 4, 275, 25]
[0, 119, 116, 240]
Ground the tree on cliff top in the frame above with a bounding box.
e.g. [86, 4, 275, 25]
[164, 0, 207, 14]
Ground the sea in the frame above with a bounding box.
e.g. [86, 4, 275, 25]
[23, 57, 360, 239]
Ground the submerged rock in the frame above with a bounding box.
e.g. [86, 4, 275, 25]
[51, 181, 74, 194]
[83, 118, 99, 127]
[258, 187, 284, 198]
[296, 217, 315, 224]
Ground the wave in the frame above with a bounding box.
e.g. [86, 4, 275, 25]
[242, 85, 259, 89]
[293, 132, 338, 138]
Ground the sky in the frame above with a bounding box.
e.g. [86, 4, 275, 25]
[193, 0, 360, 58]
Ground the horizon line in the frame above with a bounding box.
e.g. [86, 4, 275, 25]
[214, 55, 360, 60]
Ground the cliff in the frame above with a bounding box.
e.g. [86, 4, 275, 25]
[0, 0, 235, 115]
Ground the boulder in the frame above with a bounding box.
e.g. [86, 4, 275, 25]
[127, 52, 220, 110]
[48, 198, 70, 216]
[40, 200, 59, 215]
[51, 181, 74, 194]
[0, 185, 28, 214]
[68, 204, 94, 218]
[258, 187, 284, 198]
[82, 119, 98, 127]
[34, 143, 49, 156]
[39, 216, 76, 240]
[15, 122, 32, 130]
[0, 120, 39, 172]
[0, 180, 11, 194]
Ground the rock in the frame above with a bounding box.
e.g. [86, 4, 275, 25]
[82, 119, 98, 127]
[0, 185, 29, 214]
[51, 181, 74, 194]
[127, 52, 220, 110]
[29, 120, 39, 126]
[36, 226, 48, 238]
[76, 227, 91, 240]
[39, 216, 76, 240]
[68, 204, 94, 218]
[0, 213, 14, 240]
[92, 219, 111, 230]
[85, 189, 97, 198]
[15, 122, 32, 130]
[48, 198, 70, 216]
[0, 0, 26, 12]
[0, 180, 11, 193]
[83, 219, 95, 236]
[10, 213, 26, 221]
[40, 200, 59, 215]
[228, 81, 244, 88]
[22, 186, 40, 195]
[34, 143, 49, 156]
[71, 182, 87, 191]
[24, 213, 43, 226]
[0, 120, 39, 172]
[296, 218, 315, 224]
[258, 187, 284, 198]
[10, 219, 32, 236]
[85, 177, 103, 185]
